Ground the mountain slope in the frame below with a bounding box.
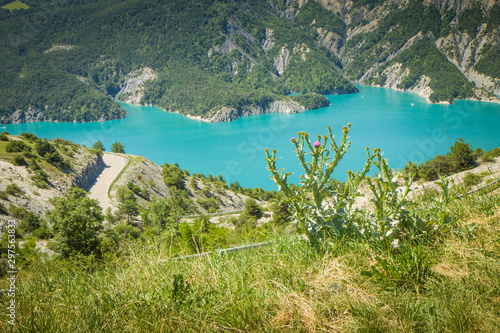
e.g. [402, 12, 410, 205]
[0, 0, 498, 124]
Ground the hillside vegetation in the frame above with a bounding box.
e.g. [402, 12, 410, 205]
[1, 127, 500, 331]
[0, 0, 499, 123]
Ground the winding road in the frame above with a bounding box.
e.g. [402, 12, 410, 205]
[88, 153, 128, 211]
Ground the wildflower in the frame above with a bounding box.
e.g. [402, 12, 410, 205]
[313, 141, 320, 147]
[291, 137, 295, 141]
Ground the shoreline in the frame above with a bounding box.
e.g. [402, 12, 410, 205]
[360, 83, 500, 105]
[2, 86, 500, 126]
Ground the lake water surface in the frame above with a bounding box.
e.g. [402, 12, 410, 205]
[3, 85, 500, 190]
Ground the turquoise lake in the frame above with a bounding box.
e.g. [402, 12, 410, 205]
[2, 85, 500, 190]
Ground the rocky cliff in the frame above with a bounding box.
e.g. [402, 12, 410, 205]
[71, 153, 105, 191]
[7, 107, 45, 124]
[116, 68, 157, 104]
[0, 135, 106, 219]
[207, 99, 306, 122]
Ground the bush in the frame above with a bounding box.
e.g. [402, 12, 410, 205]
[20, 132, 39, 141]
[114, 223, 141, 239]
[482, 146, 500, 162]
[163, 163, 185, 190]
[31, 170, 50, 189]
[11, 154, 27, 166]
[49, 188, 104, 258]
[32, 222, 53, 239]
[92, 140, 105, 152]
[5, 140, 30, 153]
[0, 132, 8, 141]
[405, 139, 479, 181]
[5, 183, 24, 196]
[127, 181, 150, 200]
[35, 139, 56, 157]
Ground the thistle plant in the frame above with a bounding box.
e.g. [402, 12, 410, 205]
[366, 154, 415, 248]
[265, 124, 378, 246]
[425, 175, 458, 231]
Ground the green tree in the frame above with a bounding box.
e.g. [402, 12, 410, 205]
[92, 140, 105, 152]
[149, 198, 178, 230]
[35, 139, 56, 157]
[49, 188, 103, 258]
[449, 138, 476, 172]
[244, 198, 263, 218]
[111, 141, 125, 153]
[117, 190, 140, 222]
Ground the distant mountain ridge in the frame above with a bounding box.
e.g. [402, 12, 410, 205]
[0, 0, 498, 123]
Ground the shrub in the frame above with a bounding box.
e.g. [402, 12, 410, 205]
[5, 183, 24, 196]
[163, 163, 185, 190]
[5, 140, 30, 153]
[35, 139, 56, 157]
[20, 132, 38, 141]
[114, 223, 141, 239]
[126, 181, 150, 200]
[405, 139, 480, 181]
[92, 140, 105, 154]
[11, 154, 27, 166]
[31, 170, 50, 189]
[0, 132, 8, 141]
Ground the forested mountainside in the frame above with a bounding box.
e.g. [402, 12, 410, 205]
[0, 0, 499, 123]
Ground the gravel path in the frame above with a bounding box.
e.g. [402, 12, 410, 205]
[88, 153, 127, 212]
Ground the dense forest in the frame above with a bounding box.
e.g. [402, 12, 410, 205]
[0, 0, 499, 123]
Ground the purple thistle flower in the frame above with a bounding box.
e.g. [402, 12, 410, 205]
[313, 141, 320, 147]
[291, 137, 295, 141]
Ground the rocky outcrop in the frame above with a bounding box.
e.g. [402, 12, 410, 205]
[71, 154, 105, 191]
[0, 136, 107, 219]
[8, 107, 45, 124]
[262, 28, 275, 52]
[207, 99, 306, 122]
[379, 63, 410, 88]
[111, 156, 253, 213]
[371, 63, 434, 102]
[358, 32, 425, 82]
[208, 21, 259, 70]
[274, 46, 291, 75]
[316, 27, 344, 55]
[43, 44, 75, 53]
[116, 68, 157, 104]
[408, 75, 434, 102]
[424, 0, 496, 12]
[435, 26, 500, 95]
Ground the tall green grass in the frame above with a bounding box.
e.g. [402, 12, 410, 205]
[2, 189, 499, 332]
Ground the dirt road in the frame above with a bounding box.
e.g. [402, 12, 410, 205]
[88, 153, 128, 211]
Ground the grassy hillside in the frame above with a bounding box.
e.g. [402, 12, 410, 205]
[2, 163, 499, 332]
